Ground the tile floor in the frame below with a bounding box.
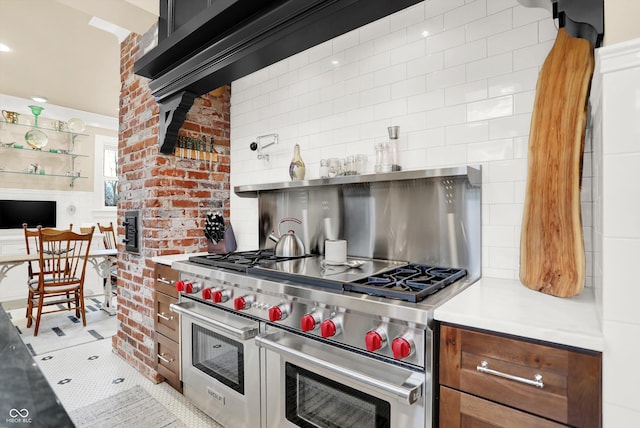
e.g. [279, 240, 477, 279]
[9, 301, 223, 428]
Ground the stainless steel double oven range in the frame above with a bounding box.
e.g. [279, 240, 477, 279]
[171, 167, 481, 428]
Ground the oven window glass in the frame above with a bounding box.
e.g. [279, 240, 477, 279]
[192, 324, 244, 394]
[285, 363, 390, 428]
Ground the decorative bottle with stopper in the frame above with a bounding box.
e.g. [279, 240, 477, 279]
[289, 144, 306, 180]
[388, 125, 401, 171]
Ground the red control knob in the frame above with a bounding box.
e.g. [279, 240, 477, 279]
[320, 320, 337, 338]
[212, 290, 224, 303]
[391, 338, 412, 360]
[202, 288, 212, 299]
[175, 280, 185, 292]
[184, 282, 194, 293]
[234, 296, 247, 310]
[365, 331, 383, 352]
[301, 314, 318, 332]
[269, 306, 283, 322]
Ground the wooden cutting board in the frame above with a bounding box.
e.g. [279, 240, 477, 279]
[519, 28, 594, 298]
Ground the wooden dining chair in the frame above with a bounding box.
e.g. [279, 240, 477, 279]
[23, 223, 73, 282]
[26, 226, 94, 336]
[97, 222, 117, 290]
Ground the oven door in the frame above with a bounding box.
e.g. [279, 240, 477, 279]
[170, 301, 261, 428]
[256, 327, 425, 428]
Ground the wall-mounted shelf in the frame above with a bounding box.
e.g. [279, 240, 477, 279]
[0, 119, 89, 188]
[0, 170, 87, 186]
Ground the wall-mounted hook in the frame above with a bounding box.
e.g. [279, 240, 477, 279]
[250, 133, 278, 161]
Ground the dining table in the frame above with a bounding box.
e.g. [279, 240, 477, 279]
[0, 248, 118, 315]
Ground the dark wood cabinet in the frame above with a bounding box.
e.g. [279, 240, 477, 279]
[154, 263, 182, 393]
[439, 324, 602, 428]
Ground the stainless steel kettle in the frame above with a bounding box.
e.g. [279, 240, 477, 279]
[268, 218, 305, 257]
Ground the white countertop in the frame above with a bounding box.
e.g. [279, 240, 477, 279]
[434, 277, 603, 352]
[151, 252, 208, 266]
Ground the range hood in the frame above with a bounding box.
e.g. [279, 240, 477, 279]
[134, 0, 603, 155]
[134, 0, 423, 154]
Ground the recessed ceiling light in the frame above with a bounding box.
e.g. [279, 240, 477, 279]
[31, 96, 47, 103]
[0, 43, 11, 52]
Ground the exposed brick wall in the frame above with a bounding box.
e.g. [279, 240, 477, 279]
[116, 31, 231, 382]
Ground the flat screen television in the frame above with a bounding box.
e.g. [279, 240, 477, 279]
[0, 200, 57, 229]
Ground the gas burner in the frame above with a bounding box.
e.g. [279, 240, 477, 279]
[343, 265, 466, 302]
[189, 250, 309, 272]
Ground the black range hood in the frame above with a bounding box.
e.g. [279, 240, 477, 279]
[134, 0, 423, 154]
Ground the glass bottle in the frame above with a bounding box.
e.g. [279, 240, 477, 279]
[388, 125, 401, 171]
[319, 159, 329, 178]
[289, 144, 306, 180]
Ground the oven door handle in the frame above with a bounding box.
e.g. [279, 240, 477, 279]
[255, 332, 423, 405]
[170, 302, 258, 340]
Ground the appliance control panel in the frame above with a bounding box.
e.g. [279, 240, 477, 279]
[178, 273, 426, 367]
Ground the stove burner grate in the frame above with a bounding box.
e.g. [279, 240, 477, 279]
[189, 250, 309, 272]
[343, 265, 466, 302]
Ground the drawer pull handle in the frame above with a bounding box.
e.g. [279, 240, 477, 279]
[158, 353, 174, 363]
[157, 277, 173, 285]
[157, 312, 174, 321]
[477, 361, 544, 389]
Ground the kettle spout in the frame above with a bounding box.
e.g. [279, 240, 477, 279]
[268, 232, 279, 243]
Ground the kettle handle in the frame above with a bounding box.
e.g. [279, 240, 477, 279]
[278, 217, 302, 235]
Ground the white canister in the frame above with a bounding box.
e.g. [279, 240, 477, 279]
[324, 239, 347, 264]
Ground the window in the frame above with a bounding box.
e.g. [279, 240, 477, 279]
[103, 146, 118, 207]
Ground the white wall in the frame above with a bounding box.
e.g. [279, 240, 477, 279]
[591, 38, 640, 424]
[230, 0, 593, 285]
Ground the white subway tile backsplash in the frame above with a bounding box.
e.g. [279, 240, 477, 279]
[465, 9, 512, 42]
[374, 64, 408, 87]
[446, 121, 489, 145]
[427, 65, 466, 90]
[408, 89, 444, 113]
[374, 29, 409, 55]
[389, 3, 425, 32]
[513, 40, 553, 70]
[392, 38, 428, 65]
[424, 0, 465, 18]
[487, 0, 519, 15]
[444, 39, 487, 68]
[488, 23, 538, 56]
[426, 105, 467, 128]
[467, 138, 514, 162]
[426, 27, 466, 54]
[538, 16, 557, 42]
[488, 67, 539, 97]
[443, 0, 487, 30]
[426, 144, 467, 166]
[407, 128, 446, 149]
[483, 181, 515, 204]
[407, 15, 444, 42]
[467, 95, 513, 122]
[391, 76, 426, 99]
[231, 3, 570, 287]
[514, 90, 535, 114]
[512, 5, 551, 27]
[445, 80, 488, 105]
[488, 113, 531, 139]
[466, 52, 513, 81]
[407, 53, 444, 78]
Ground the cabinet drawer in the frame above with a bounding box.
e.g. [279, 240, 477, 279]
[440, 324, 601, 427]
[155, 292, 179, 340]
[440, 386, 565, 428]
[155, 263, 179, 298]
[156, 333, 182, 393]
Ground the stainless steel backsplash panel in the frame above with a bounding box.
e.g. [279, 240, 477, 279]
[238, 167, 481, 280]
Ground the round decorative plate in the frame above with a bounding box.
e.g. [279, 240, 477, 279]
[25, 129, 48, 149]
[67, 118, 85, 133]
